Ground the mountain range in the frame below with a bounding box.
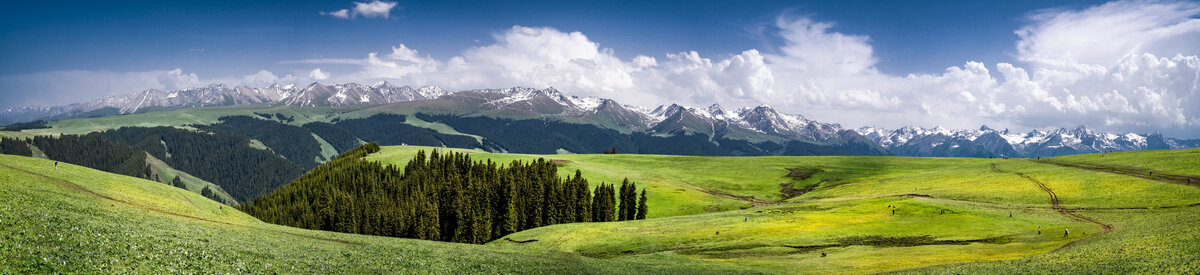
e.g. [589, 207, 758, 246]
[3, 82, 1196, 157]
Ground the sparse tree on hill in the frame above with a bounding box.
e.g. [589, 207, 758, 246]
[636, 189, 648, 220]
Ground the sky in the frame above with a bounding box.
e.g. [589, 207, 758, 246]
[2, 0, 1198, 138]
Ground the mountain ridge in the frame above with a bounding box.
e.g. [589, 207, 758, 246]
[3, 82, 1196, 157]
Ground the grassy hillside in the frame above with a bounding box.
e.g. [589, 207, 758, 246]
[4, 147, 1200, 273]
[144, 154, 236, 204]
[1, 154, 771, 273]
[367, 146, 1200, 217]
[1043, 148, 1200, 177]
[368, 146, 1200, 273]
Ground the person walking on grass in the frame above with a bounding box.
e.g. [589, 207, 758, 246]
[54, 161, 58, 169]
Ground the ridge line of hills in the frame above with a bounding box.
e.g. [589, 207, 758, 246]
[2, 82, 1197, 158]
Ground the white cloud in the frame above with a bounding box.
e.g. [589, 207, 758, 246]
[321, 9, 350, 19]
[322, 0, 399, 19]
[769, 16, 877, 76]
[295, 7, 1198, 137]
[352, 0, 399, 18]
[308, 68, 330, 80]
[5, 0, 1198, 138]
[1016, 0, 1200, 67]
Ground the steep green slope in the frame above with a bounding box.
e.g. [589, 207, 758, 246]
[144, 153, 236, 204]
[0, 154, 770, 273]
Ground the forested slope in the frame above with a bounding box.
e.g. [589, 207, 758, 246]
[99, 126, 305, 202]
[240, 143, 647, 244]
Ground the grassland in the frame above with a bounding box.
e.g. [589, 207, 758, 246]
[1, 154, 761, 273]
[1048, 148, 1200, 176]
[367, 146, 1200, 216]
[4, 147, 1200, 273]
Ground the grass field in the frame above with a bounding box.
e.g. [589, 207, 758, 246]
[4, 147, 1200, 273]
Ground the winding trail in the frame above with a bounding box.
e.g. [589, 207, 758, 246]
[0, 162, 362, 246]
[1034, 159, 1200, 187]
[989, 163, 1113, 241]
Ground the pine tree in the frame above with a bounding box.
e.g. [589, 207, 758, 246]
[617, 179, 629, 221]
[636, 189, 648, 220]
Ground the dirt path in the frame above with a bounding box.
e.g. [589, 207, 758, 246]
[0, 163, 362, 246]
[1034, 159, 1200, 187]
[989, 163, 1113, 242]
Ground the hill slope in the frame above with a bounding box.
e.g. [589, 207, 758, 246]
[0, 154, 766, 273]
[4, 149, 1200, 273]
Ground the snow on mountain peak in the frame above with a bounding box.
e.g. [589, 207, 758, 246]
[568, 96, 604, 110]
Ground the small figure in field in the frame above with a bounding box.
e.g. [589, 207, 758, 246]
[1009, 211, 1012, 218]
[821, 252, 827, 257]
[1038, 226, 1041, 235]
[715, 231, 719, 235]
[744, 217, 747, 222]
[891, 209, 895, 216]
[940, 208, 945, 215]
[54, 161, 58, 169]
[1064, 229, 1069, 237]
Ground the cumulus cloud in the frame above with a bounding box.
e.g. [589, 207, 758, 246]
[1016, 0, 1200, 67]
[308, 68, 330, 80]
[292, 1, 1199, 138]
[322, 0, 399, 19]
[5, 0, 1197, 137]
[769, 16, 877, 75]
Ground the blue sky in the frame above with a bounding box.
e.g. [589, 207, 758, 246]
[2, 0, 1106, 76]
[2, 0, 1198, 138]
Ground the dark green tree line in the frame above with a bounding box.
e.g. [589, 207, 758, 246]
[0, 137, 32, 156]
[25, 134, 153, 180]
[240, 143, 648, 244]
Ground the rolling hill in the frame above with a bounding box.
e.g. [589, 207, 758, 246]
[5, 147, 1198, 273]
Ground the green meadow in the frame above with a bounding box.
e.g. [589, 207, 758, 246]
[4, 147, 1200, 273]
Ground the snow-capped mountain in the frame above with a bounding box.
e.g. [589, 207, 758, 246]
[856, 125, 1200, 158]
[3, 82, 1193, 157]
[636, 103, 845, 143]
[0, 82, 449, 122]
